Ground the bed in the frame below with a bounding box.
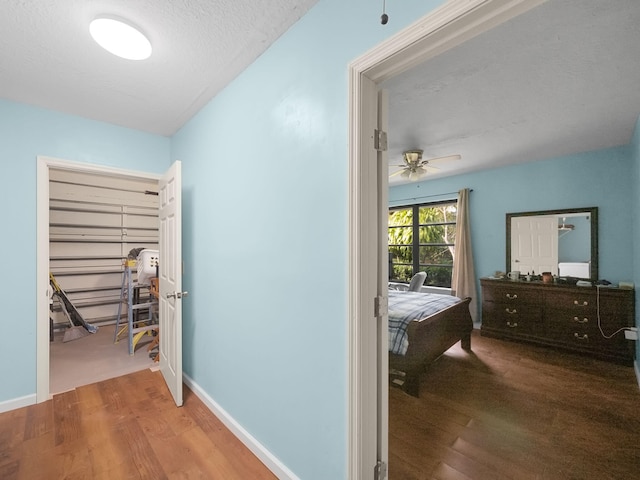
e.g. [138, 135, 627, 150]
[388, 290, 473, 397]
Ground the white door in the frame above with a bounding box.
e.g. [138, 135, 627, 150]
[159, 160, 184, 406]
[511, 215, 558, 275]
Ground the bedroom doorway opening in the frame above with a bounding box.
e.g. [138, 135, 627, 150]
[348, 0, 546, 477]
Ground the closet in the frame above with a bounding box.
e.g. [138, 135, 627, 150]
[49, 169, 159, 334]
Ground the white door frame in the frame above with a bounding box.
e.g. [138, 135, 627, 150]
[347, 0, 548, 477]
[36, 156, 161, 402]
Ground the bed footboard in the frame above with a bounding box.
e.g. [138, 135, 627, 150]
[389, 297, 473, 397]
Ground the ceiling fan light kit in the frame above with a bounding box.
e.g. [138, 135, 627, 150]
[402, 150, 427, 180]
[401, 168, 423, 181]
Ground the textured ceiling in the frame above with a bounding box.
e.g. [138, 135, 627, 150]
[1, 0, 638, 179]
[0, 0, 318, 136]
[383, 0, 640, 184]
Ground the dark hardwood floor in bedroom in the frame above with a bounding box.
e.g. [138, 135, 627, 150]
[389, 330, 640, 480]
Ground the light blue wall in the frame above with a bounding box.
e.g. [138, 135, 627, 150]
[0, 99, 170, 404]
[171, 0, 444, 478]
[0, 2, 446, 477]
[390, 146, 634, 305]
[3, 0, 637, 478]
[632, 114, 640, 363]
[558, 215, 590, 263]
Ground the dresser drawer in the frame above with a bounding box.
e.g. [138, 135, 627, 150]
[550, 317, 628, 352]
[547, 288, 632, 313]
[546, 290, 596, 313]
[482, 301, 542, 335]
[482, 283, 539, 305]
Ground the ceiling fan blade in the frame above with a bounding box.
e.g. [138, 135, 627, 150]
[389, 169, 406, 178]
[428, 154, 462, 163]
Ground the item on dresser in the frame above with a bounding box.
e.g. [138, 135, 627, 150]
[387, 290, 473, 397]
[558, 262, 591, 278]
[480, 278, 635, 365]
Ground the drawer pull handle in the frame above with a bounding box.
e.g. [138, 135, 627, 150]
[506, 321, 518, 328]
[505, 308, 517, 314]
[573, 317, 589, 324]
[506, 294, 518, 299]
[574, 333, 589, 341]
[573, 300, 589, 307]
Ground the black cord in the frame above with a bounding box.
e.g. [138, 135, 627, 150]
[381, 0, 389, 25]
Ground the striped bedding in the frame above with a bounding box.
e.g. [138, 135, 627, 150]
[388, 290, 461, 355]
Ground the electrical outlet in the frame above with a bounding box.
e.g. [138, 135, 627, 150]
[624, 327, 638, 340]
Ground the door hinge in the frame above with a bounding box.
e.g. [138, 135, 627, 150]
[374, 129, 387, 152]
[374, 460, 387, 480]
[374, 295, 388, 318]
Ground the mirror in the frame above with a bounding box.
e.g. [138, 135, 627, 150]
[506, 207, 598, 281]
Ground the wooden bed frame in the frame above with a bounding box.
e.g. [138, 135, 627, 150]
[389, 297, 473, 397]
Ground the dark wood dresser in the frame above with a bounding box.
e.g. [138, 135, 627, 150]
[480, 278, 635, 365]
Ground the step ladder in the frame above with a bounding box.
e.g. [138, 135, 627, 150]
[114, 261, 158, 355]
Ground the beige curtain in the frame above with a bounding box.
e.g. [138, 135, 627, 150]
[451, 188, 477, 322]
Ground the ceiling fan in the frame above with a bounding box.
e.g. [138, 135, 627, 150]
[389, 150, 461, 181]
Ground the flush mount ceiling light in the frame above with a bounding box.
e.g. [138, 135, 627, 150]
[89, 17, 152, 60]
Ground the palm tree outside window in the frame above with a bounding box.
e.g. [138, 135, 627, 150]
[388, 201, 457, 287]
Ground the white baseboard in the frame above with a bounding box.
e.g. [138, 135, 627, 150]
[0, 393, 36, 414]
[634, 360, 640, 390]
[183, 374, 299, 480]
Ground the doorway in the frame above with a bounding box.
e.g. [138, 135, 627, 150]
[47, 165, 160, 394]
[347, 0, 547, 476]
[37, 156, 162, 402]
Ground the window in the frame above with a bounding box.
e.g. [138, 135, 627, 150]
[388, 200, 457, 287]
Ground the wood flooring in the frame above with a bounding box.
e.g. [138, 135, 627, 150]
[2, 333, 639, 479]
[389, 330, 640, 480]
[0, 369, 276, 480]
